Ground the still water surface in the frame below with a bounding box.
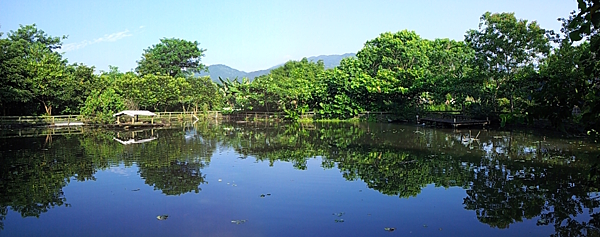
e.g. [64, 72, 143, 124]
[1, 122, 599, 236]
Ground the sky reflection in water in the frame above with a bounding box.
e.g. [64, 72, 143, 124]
[1, 122, 599, 237]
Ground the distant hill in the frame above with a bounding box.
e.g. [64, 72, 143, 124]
[199, 53, 356, 82]
[198, 64, 247, 81]
[306, 53, 356, 69]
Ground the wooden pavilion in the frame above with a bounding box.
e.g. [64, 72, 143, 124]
[113, 110, 157, 125]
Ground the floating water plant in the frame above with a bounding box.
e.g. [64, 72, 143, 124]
[231, 219, 247, 224]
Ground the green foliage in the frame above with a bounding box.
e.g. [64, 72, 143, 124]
[80, 88, 126, 123]
[26, 43, 72, 115]
[217, 58, 326, 118]
[567, 1, 600, 134]
[182, 76, 222, 112]
[568, 0, 600, 41]
[0, 24, 77, 115]
[2, 6, 599, 136]
[426, 39, 477, 107]
[357, 30, 431, 110]
[117, 73, 187, 111]
[318, 58, 367, 119]
[526, 41, 590, 128]
[135, 38, 206, 78]
[465, 12, 551, 113]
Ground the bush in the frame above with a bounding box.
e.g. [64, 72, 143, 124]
[80, 89, 126, 124]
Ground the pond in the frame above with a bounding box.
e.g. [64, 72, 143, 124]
[1, 122, 600, 237]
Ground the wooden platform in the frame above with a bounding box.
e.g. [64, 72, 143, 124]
[109, 123, 166, 129]
[419, 112, 489, 128]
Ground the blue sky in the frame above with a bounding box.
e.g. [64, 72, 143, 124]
[1, 0, 577, 73]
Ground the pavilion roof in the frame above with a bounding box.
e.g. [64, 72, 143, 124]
[113, 110, 157, 117]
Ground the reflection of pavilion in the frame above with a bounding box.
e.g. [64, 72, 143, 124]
[113, 128, 158, 145]
[112, 110, 164, 128]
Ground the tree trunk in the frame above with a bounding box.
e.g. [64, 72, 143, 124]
[42, 101, 52, 116]
[510, 93, 514, 113]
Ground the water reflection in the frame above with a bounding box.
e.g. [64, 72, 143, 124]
[213, 122, 600, 236]
[0, 123, 599, 236]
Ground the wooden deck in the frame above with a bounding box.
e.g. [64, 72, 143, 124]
[419, 112, 489, 128]
[109, 123, 166, 129]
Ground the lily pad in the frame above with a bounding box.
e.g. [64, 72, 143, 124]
[231, 219, 247, 224]
[156, 215, 169, 220]
[537, 218, 549, 225]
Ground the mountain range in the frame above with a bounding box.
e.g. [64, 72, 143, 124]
[199, 53, 356, 82]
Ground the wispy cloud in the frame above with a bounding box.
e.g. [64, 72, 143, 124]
[60, 30, 132, 52]
[108, 166, 131, 176]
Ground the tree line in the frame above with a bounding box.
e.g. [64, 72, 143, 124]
[1, 2, 599, 133]
[0, 29, 221, 122]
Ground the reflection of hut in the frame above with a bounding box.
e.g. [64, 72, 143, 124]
[113, 136, 157, 145]
[113, 128, 158, 145]
[113, 110, 157, 124]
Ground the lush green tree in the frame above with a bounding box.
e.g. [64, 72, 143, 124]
[116, 72, 189, 111]
[318, 58, 368, 119]
[26, 43, 73, 115]
[80, 88, 126, 123]
[356, 30, 431, 111]
[0, 24, 68, 115]
[181, 76, 222, 112]
[426, 38, 477, 110]
[0, 34, 30, 115]
[254, 58, 325, 118]
[135, 38, 206, 78]
[61, 64, 97, 114]
[217, 59, 326, 119]
[465, 12, 551, 113]
[527, 40, 590, 129]
[565, 1, 600, 135]
[568, 0, 600, 41]
[217, 77, 254, 111]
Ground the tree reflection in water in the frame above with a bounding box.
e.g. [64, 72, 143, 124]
[0, 122, 599, 235]
[216, 122, 600, 236]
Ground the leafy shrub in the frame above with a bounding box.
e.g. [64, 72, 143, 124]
[80, 88, 126, 124]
